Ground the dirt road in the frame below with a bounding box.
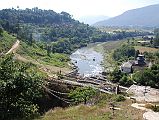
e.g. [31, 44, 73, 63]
[6, 40, 20, 55]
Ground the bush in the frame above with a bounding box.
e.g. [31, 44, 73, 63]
[115, 95, 126, 102]
[0, 54, 45, 120]
[152, 105, 159, 112]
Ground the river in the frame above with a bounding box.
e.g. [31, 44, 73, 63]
[70, 46, 104, 77]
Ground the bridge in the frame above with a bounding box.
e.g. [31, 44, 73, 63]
[47, 75, 128, 95]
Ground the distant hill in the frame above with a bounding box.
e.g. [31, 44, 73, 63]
[94, 4, 159, 27]
[0, 8, 103, 54]
[78, 15, 109, 25]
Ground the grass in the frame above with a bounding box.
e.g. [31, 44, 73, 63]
[17, 41, 70, 68]
[134, 46, 159, 53]
[40, 94, 144, 120]
[0, 31, 16, 53]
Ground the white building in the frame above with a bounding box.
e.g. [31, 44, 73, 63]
[120, 61, 132, 73]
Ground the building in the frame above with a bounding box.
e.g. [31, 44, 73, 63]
[120, 54, 149, 73]
[136, 54, 145, 66]
[120, 61, 133, 73]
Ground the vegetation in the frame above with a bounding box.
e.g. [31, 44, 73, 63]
[69, 87, 97, 105]
[109, 68, 133, 87]
[113, 44, 135, 62]
[153, 28, 159, 47]
[0, 7, 158, 120]
[0, 31, 16, 54]
[17, 41, 70, 67]
[0, 8, 152, 55]
[0, 54, 46, 120]
[41, 94, 143, 120]
[132, 64, 159, 88]
[145, 104, 159, 112]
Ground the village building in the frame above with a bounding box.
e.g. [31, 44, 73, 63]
[120, 61, 133, 73]
[136, 54, 145, 65]
[137, 40, 150, 45]
[120, 54, 149, 73]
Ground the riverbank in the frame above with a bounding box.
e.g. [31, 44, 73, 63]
[92, 40, 126, 72]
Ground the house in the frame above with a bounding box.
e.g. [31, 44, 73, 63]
[137, 40, 150, 44]
[120, 61, 133, 73]
[121, 54, 149, 73]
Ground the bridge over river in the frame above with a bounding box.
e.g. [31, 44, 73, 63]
[47, 75, 128, 95]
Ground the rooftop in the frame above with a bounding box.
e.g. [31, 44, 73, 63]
[121, 61, 132, 68]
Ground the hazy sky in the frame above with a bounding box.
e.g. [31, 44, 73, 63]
[0, 0, 159, 19]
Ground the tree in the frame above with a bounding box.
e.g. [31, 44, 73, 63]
[135, 50, 140, 59]
[153, 28, 159, 47]
[29, 33, 34, 45]
[0, 27, 3, 36]
[133, 69, 155, 87]
[69, 87, 97, 104]
[119, 75, 133, 87]
[110, 68, 123, 83]
[0, 54, 45, 120]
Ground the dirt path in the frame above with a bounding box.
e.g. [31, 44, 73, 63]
[6, 40, 20, 55]
[131, 103, 159, 120]
[15, 54, 71, 76]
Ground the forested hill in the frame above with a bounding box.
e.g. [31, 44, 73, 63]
[0, 8, 102, 54]
[0, 7, 75, 24]
[0, 8, 151, 54]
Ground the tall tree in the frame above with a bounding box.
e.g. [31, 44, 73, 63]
[0, 54, 45, 120]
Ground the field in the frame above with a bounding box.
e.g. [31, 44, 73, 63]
[134, 46, 159, 53]
[40, 94, 144, 120]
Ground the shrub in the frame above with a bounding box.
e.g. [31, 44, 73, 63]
[115, 95, 126, 102]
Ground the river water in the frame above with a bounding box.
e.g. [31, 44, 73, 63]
[70, 46, 104, 77]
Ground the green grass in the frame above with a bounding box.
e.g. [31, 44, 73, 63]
[17, 41, 70, 68]
[0, 31, 16, 53]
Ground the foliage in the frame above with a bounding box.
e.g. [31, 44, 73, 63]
[145, 103, 159, 112]
[0, 8, 152, 55]
[119, 75, 133, 87]
[153, 28, 159, 47]
[17, 41, 70, 67]
[133, 65, 159, 88]
[109, 68, 124, 83]
[0, 27, 3, 36]
[109, 68, 133, 87]
[152, 105, 159, 112]
[113, 44, 135, 61]
[0, 31, 16, 54]
[115, 95, 126, 102]
[69, 87, 97, 104]
[0, 54, 45, 120]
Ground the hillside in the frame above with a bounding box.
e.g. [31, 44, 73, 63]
[0, 8, 105, 53]
[0, 31, 16, 54]
[0, 8, 151, 75]
[94, 4, 159, 27]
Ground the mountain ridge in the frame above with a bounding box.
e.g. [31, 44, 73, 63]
[94, 4, 159, 27]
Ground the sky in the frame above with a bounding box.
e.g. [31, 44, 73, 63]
[0, 0, 159, 19]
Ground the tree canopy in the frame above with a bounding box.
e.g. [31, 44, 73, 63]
[0, 54, 45, 120]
